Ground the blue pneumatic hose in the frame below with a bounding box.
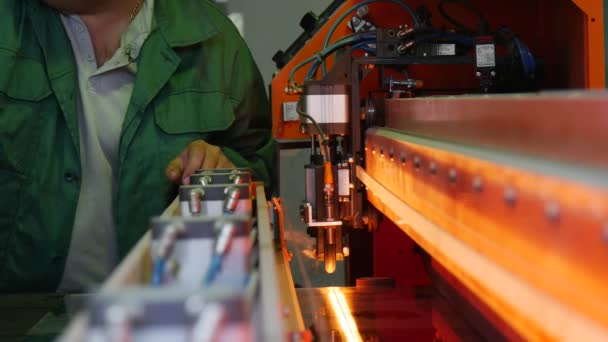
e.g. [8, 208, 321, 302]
[203, 254, 223, 286]
[151, 258, 166, 286]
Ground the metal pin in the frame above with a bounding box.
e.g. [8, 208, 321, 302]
[192, 303, 226, 342]
[230, 174, 243, 185]
[189, 189, 204, 215]
[198, 175, 212, 186]
[223, 187, 240, 214]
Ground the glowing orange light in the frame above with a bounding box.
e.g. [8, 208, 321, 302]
[327, 288, 362, 342]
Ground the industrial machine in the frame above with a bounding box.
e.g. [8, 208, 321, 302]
[61, 0, 608, 341]
[271, 0, 608, 340]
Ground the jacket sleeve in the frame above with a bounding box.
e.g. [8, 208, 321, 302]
[218, 38, 276, 193]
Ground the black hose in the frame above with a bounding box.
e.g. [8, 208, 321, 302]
[438, 0, 489, 34]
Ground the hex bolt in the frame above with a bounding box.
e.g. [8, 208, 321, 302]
[448, 169, 458, 183]
[472, 176, 484, 192]
[545, 202, 560, 222]
[504, 188, 517, 206]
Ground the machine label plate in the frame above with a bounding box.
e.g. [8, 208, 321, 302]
[476, 44, 496, 67]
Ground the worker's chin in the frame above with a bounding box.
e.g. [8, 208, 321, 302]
[41, 0, 100, 13]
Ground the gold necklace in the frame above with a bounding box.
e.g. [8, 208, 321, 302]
[129, 0, 144, 23]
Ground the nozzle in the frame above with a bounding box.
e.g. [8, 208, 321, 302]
[323, 162, 334, 186]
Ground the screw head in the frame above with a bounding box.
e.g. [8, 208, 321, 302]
[504, 188, 517, 206]
[472, 176, 484, 192]
[448, 169, 458, 183]
[545, 202, 560, 222]
[429, 162, 437, 175]
[491, 71, 496, 76]
[476, 71, 482, 77]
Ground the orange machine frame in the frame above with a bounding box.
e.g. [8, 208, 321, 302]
[270, 0, 606, 141]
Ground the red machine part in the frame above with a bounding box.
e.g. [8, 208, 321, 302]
[271, 0, 604, 141]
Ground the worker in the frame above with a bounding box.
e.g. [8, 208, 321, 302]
[0, 0, 274, 293]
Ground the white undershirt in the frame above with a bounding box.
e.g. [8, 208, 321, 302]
[57, 0, 154, 292]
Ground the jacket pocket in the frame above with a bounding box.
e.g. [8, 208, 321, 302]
[154, 90, 235, 135]
[0, 53, 51, 174]
[0, 51, 52, 101]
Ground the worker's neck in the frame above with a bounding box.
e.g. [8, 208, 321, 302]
[46, 0, 141, 66]
[43, 0, 136, 16]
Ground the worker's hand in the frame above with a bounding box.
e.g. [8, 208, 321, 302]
[165, 140, 235, 184]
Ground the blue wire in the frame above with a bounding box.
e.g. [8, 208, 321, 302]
[203, 254, 223, 286]
[151, 258, 165, 286]
[322, 0, 420, 75]
[289, 34, 376, 84]
[305, 38, 377, 81]
[514, 37, 535, 76]
[359, 45, 378, 53]
[522, 43, 536, 75]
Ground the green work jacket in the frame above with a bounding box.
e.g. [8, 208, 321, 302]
[0, 0, 275, 292]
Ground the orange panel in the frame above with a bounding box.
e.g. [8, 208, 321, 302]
[571, 0, 606, 88]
